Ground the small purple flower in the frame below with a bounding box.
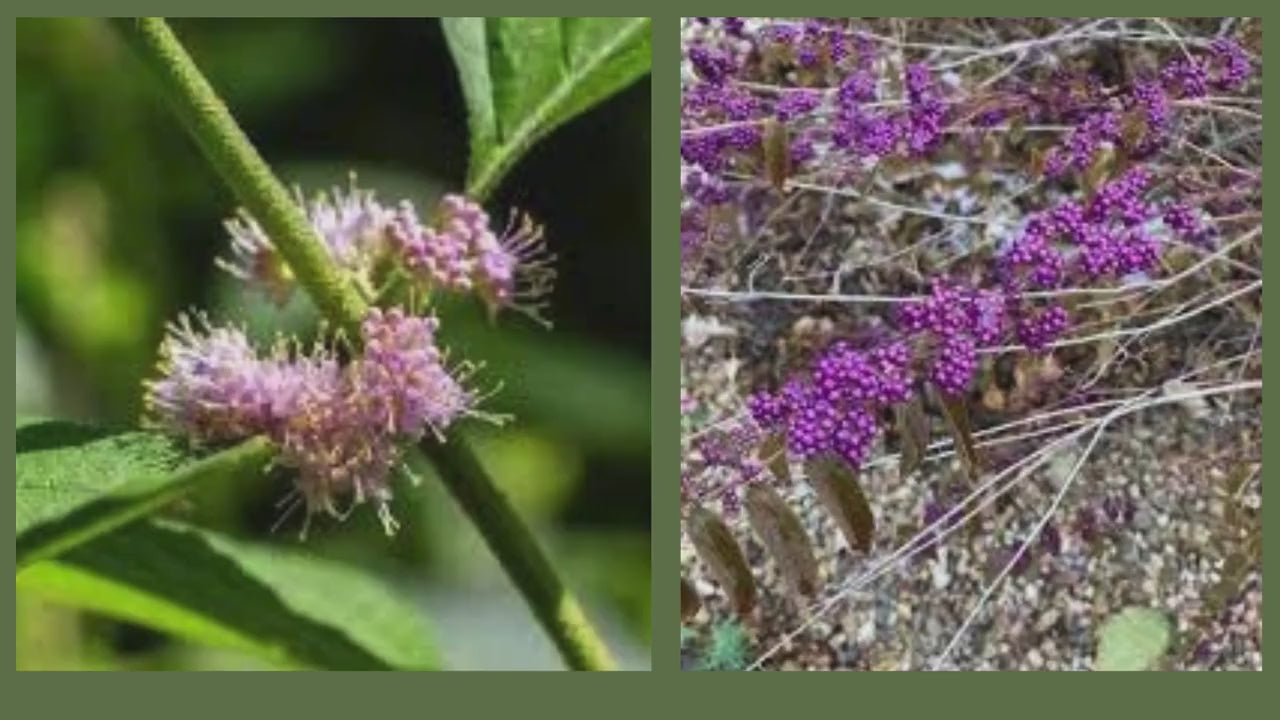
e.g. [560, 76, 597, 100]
[146, 305, 489, 537]
[790, 134, 817, 166]
[762, 23, 799, 48]
[720, 86, 760, 121]
[747, 389, 788, 430]
[218, 178, 391, 305]
[279, 351, 404, 532]
[1163, 200, 1213, 245]
[390, 195, 556, 324]
[1162, 58, 1210, 98]
[356, 307, 475, 439]
[144, 313, 287, 444]
[838, 70, 877, 106]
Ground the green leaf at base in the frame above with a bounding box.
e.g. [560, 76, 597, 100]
[18, 519, 440, 670]
[16, 420, 274, 569]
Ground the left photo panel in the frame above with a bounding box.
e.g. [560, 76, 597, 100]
[16, 17, 652, 670]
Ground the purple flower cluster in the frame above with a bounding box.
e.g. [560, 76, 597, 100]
[145, 309, 477, 535]
[774, 89, 823, 121]
[1162, 200, 1210, 245]
[389, 194, 555, 323]
[1043, 111, 1121, 177]
[143, 314, 297, 444]
[1209, 38, 1252, 90]
[1160, 39, 1252, 97]
[903, 63, 947, 155]
[990, 166, 1213, 351]
[220, 179, 553, 323]
[220, 179, 391, 305]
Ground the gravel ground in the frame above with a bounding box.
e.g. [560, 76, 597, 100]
[680, 332, 1262, 671]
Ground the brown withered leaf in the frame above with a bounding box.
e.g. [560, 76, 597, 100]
[757, 432, 791, 484]
[806, 456, 876, 553]
[704, 203, 741, 248]
[686, 505, 756, 615]
[1082, 147, 1115, 201]
[1007, 115, 1027, 147]
[895, 394, 929, 479]
[933, 384, 981, 481]
[680, 576, 701, 621]
[982, 383, 1006, 412]
[762, 118, 790, 192]
[743, 484, 819, 598]
[1029, 145, 1047, 177]
[1038, 354, 1064, 383]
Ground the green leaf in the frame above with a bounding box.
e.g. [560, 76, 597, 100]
[16, 420, 274, 568]
[442, 17, 651, 200]
[699, 619, 751, 671]
[1095, 607, 1172, 671]
[18, 520, 441, 670]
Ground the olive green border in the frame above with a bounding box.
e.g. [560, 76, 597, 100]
[1, 2, 1272, 709]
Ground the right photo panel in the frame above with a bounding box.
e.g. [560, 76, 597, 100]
[679, 17, 1262, 671]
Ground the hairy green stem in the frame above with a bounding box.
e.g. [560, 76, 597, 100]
[408, 442, 617, 670]
[114, 17, 615, 671]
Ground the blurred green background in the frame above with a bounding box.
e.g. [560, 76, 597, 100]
[16, 18, 651, 670]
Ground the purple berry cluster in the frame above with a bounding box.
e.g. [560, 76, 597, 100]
[680, 20, 1256, 487]
[146, 309, 478, 534]
[1037, 39, 1255, 170]
[895, 280, 1007, 394]
[731, 163, 1212, 476]
[686, 423, 766, 513]
[747, 339, 912, 468]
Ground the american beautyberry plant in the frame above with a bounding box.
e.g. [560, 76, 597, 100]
[147, 185, 546, 537]
[17, 17, 649, 672]
[680, 18, 1260, 671]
